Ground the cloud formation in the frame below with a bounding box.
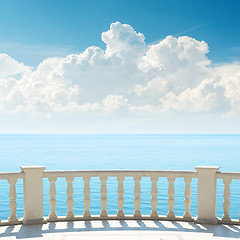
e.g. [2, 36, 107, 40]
[0, 21, 240, 117]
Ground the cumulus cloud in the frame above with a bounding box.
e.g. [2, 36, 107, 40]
[0, 21, 240, 117]
[217, 64, 240, 112]
[160, 78, 231, 112]
[0, 54, 31, 78]
[102, 21, 147, 59]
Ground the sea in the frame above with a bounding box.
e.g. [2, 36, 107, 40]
[0, 134, 239, 220]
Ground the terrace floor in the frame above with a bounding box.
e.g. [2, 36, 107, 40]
[0, 220, 239, 240]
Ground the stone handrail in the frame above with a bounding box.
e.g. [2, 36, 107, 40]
[0, 166, 239, 226]
[43, 170, 197, 177]
[216, 172, 240, 179]
[0, 172, 24, 179]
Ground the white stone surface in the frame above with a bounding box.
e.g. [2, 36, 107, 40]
[0, 220, 239, 240]
[20, 166, 46, 224]
[195, 166, 220, 224]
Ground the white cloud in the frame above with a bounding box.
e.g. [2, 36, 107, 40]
[103, 94, 128, 111]
[136, 35, 212, 101]
[215, 64, 240, 112]
[0, 54, 31, 79]
[102, 21, 147, 59]
[160, 78, 231, 112]
[0, 21, 240, 119]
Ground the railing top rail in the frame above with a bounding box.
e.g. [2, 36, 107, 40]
[0, 172, 24, 180]
[43, 170, 197, 178]
[216, 172, 240, 179]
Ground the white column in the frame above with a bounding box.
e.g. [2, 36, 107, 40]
[195, 166, 219, 224]
[222, 177, 232, 222]
[183, 176, 192, 220]
[8, 177, 18, 223]
[83, 176, 91, 218]
[117, 176, 125, 217]
[167, 176, 175, 219]
[66, 177, 74, 219]
[48, 177, 57, 220]
[133, 176, 141, 218]
[21, 166, 46, 225]
[100, 176, 108, 218]
[150, 176, 158, 218]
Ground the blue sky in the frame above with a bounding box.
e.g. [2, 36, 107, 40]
[0, 0, 240, 133]
[0, 0, 240, 66]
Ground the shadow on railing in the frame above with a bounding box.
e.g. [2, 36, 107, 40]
[0, 220, 240, 239]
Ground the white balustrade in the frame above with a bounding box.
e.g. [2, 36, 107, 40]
[167, 176, 175, 219]
[150, 176, 158, 218]
[7, 177, 18, 223]
[222, 177, 232, 221]
[48, 177, 57, 220]
[133, 176, 141, 218]
[183, 176, 192, 219]
[1, 166, 240, 226]
[83, 176, 91, 218]
[100, 176, 108, 217]
[66, 177, 74, 219]
[117, 176, 125, 217]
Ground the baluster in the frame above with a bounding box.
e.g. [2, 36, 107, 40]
[167, 176, 175, 219]
[117, 176, 125, 217]
[150, 176, 158, 218]
[133, 176, 141, 218]
[100, 176, 108, 217]
[183, 176, 192, 219]
[222, 177, 232, 221]
[66, 177, 74, 219]
[83, 176, 91, 218]
[48, 177, 57, 220]
[8, 178, 18, 223]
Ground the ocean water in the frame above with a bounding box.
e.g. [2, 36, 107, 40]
[0, 134, 239, 220]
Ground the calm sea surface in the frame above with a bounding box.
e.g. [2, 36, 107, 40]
[0, 134, 239, 220]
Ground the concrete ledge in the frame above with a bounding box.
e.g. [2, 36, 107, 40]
[195, 217, 219, 225]
[1, 216, 239, 226]
[23, 218, 47, 225]
[0, 220, 239, 240]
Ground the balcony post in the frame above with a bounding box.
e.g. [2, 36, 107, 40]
[195, 166, 220, 224]
[20, 166, 46, 225]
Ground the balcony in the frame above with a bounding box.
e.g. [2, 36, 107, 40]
[0, 166, 239, 239]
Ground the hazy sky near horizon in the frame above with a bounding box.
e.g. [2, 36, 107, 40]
[0, 0, 240, 133]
